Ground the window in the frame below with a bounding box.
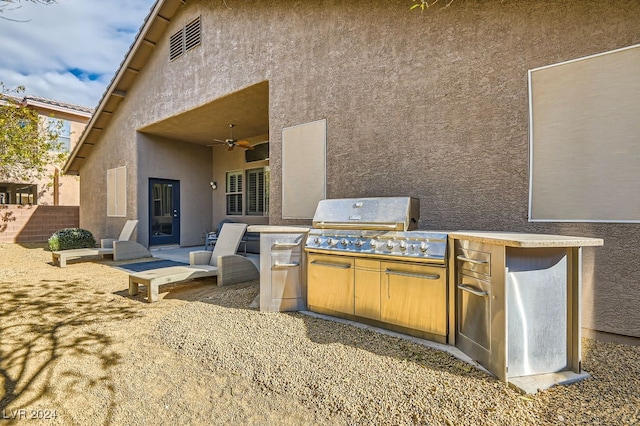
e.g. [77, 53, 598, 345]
[246, 167, 269, 216]
[245, 141, 269, 163]
[225, 168, 269, 216]
[226, 171, 243, 215]
[107, 166, 126, 217]
[169, 17, 201, 61]
[47, 118, 71, 152]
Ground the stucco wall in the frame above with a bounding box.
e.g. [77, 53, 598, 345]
[79, 0, 640, 337]
[136, 133, 213, 246]
[78, 88, 142, 241]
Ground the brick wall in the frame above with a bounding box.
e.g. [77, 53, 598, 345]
[0, 205, 79, 243]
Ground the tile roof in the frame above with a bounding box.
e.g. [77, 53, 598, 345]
[23, 95, 94, 114]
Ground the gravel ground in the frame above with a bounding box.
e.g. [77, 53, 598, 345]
[1, 243, 639, 425]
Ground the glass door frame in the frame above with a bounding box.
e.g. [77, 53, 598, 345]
[148, 178, 180, 246]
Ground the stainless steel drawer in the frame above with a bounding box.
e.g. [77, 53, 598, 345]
[271, 253, 303, 299]
[457, 274, 491, 351]
[456, 247, 491, 277]
[270, 237, 302, 255]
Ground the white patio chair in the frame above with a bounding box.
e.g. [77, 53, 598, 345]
[51, 219, 151, 267]
[128, 223, 259, 302]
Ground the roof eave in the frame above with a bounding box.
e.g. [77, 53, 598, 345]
[63, 0, 185, 175]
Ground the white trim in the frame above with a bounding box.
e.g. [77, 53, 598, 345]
[529, 42, 640, 73]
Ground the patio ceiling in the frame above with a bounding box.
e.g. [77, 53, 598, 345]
[138, 81, 269, 145]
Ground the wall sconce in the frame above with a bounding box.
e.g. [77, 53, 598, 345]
[210, 181, 217, 190]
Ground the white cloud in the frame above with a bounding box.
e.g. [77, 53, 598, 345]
[0, 0, 156, 108]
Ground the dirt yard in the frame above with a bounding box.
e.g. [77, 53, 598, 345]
[0, 243, 638, 425]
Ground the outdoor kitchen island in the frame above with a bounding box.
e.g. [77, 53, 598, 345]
[248, 208, 605, 393]
[448, 231, 603, 393]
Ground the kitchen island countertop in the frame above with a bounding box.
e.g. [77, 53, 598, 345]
[448, 231, 604, 248]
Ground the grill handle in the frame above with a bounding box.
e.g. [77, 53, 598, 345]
[310, 260, 352, 269]
[272, 243, 300, 249]
[313, 222, 402, 231]
[457, 284, 489, 297]
[384, 269, 440, 280]
[456, 255, 489, 265]
[272, 262, 300, 269]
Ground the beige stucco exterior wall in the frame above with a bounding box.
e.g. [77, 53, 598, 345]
[77, 0, 640, 338]
[48, 120, 85, 206]
[78, 79, 150, 242]
[136, 133, 213, 246]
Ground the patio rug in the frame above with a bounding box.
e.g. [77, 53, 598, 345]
[115, 259, 188, 273]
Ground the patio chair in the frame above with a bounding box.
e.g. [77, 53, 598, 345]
[128, 223, 259, 302]
[51, 219, 151, 267]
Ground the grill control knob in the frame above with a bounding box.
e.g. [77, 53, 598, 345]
[386, 240, 395, 249]
[340, 238, 349, 247]
[419, 242, 429, 252]
[354, 239, 363, 247]
[327, 238, 336, 247]
[399, 241, 407, 251]
[369, 239, 378, 248]
[314, 237, 321, 245]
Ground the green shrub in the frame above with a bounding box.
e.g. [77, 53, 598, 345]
[48, 228, 96, 251]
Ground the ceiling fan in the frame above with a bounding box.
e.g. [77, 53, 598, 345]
[208, 124, 254, 151]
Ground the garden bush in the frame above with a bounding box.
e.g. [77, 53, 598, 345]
[48, 228, 96, 251]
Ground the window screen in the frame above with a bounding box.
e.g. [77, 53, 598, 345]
[529, 44, 640, 222]
[282, 119, 326, 219]
[107, 166, 126, 217]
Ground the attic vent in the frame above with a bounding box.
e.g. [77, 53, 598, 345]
[169, 16, 201, 61]
[184, 18, 201, 51]
[169, 31, 183, 61]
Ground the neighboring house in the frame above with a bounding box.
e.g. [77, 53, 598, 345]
[1, 95, 92, 206]
[63, 0, 640, 340]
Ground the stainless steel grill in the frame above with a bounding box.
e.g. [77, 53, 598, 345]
[304, 197, 450, 343]
[305, 197, 447, 265]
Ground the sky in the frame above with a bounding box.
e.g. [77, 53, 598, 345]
[0, 0, 157, 109]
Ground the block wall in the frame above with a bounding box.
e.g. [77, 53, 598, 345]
[0, 205, 80, 243]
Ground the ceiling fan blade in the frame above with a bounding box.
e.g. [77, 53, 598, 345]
[235, 140, 255, 150]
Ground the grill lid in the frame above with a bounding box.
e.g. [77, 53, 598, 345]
[311, 197, 419, 231]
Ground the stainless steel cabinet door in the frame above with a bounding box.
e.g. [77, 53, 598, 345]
[307, 253, 355, 315]
[380, 261, 447, 337]
[271, 253, 302, 299]
[354, 258, 381, 321]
